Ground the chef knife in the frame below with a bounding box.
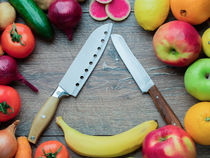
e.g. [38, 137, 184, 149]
[111, 34, 183, 128]
[28, 23, 113, 144]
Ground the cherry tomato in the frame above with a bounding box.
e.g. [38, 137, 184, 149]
[1, 23, 35, 58]
[0, 85, 21, 122]
[35, 140, 69, 158]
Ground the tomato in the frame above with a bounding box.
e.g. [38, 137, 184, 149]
[0, 85, 21, 122]
[1, 23, 35, 58]
[35, 140, 69, 158]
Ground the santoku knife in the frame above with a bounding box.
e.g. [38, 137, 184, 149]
[111, 34, 183, 128]
[28, 23, 113, 144]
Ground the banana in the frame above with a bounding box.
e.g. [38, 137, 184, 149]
[56, 116, 158, 157]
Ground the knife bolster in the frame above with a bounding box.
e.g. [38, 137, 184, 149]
[52, 86, 69, 98]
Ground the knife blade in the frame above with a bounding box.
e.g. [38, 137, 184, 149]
[28, 23, 113, 144]
[111, 34, 183, 128]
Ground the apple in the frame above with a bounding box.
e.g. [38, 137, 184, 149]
[184, 58, 210, 101]
[153, 20, 201, 67]
[142, 125, 196, 158]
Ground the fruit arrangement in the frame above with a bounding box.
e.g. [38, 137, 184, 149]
[56, 116, 158, 157]
[0, 0, 209, 157]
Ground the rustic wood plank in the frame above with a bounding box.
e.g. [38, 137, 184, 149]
[0, 0, 209, 157]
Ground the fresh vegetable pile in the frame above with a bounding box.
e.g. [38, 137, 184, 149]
[0, 0, 209, 157]
[0, 0, 84, 156]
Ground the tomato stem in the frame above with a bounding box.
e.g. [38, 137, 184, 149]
[40, 146, 62, 158]
[10, 23, 24, 46]
[0, 101, 14, 115]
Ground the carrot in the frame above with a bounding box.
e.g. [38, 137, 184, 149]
[0, 45, 4, 56]
[15, 136, 32, 158]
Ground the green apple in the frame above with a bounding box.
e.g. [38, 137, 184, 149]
[184, 59, 210, 101]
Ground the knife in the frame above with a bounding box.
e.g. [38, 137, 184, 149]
[111, 34, 183, 128]
[28, 23, 113, 144]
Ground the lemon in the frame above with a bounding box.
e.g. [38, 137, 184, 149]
[202, 28, 210, 57]
[134, 0, 170, 31]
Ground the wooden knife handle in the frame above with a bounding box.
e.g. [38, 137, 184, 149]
[28, 96, 60, 144]
[148, 85, 183, 128]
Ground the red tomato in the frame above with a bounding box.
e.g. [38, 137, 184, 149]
[35, 140, 69, 158]
[0, 85, 21, 122]
[1, 23, 35, 58]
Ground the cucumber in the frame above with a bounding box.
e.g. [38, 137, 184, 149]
[9, 0, 54, 40]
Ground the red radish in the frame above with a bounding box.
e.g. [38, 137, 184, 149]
[106, 0, 131, 21]
[96, 0, 112, 4]
[0, 55, 38, 92]
[89, 0, 108, 21]
[48, 0, 82, 41]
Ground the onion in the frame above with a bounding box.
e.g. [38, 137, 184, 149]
[48, 0, 82, 41]
[0, 55, 38, 92]
[0, 120, 19, 158]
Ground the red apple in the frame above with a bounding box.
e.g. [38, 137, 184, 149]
[142, 125, 196, 158]
[153, 20, 201, 67]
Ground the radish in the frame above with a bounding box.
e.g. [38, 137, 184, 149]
[0, 55, 38, 92]
[96, 0, 112, 4]
[106, 0, 131, 21]
[89, 0, 108, 21]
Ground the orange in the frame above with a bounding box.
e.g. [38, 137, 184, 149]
[184, 102, 210, 145]
[170, 0, 210, 25]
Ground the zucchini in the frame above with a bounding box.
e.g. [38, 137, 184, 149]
[9, 0, 54, 40]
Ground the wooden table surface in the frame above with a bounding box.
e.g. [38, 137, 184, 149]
[0, 0, 209, 157]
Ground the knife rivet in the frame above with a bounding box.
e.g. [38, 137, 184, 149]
[156, 96, 159, 99]
[56, 91, 61, 96]
[80, 76, 84, 79]
[101, 39, 105, 43]
[42, 115, 46, 119]
[89, 61, 93, 65]
[93, 54, 97, 58]
[76, 83, 80, 86]
[31, 136, 35, 140]
[104, 31, 108, 35]
[85, 69, 88, 72]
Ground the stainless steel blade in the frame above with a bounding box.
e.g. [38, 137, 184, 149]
[59, 23, 113, 97]
[111, 34, 154, 93]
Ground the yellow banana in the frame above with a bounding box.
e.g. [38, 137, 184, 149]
[56, 116, 158, 157]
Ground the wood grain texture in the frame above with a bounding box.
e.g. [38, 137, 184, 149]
[0, 0, 209, 157]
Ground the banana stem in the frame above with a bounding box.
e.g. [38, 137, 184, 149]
[56, 116, 72, 133]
